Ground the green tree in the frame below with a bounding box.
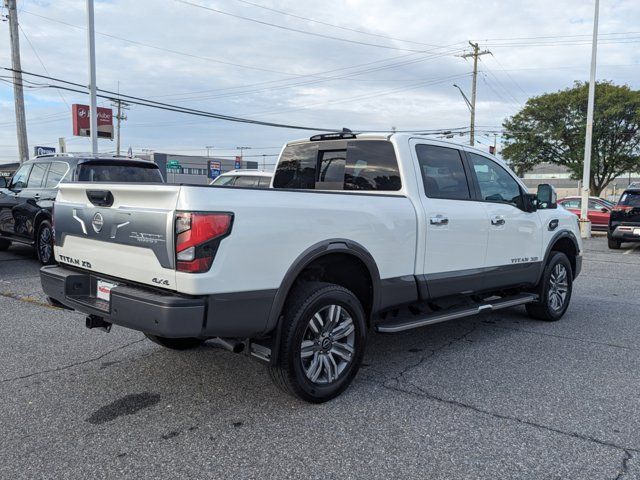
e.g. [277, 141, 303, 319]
[502, 81, 640, 196]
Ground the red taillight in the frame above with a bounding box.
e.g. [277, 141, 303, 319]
[175, 213, 232, 273]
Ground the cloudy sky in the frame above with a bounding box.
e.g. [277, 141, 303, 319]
[0, 0, 639, 166]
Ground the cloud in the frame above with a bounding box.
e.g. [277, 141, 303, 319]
[0, 0, 638, 161]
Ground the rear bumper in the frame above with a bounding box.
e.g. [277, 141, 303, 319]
[609, 225, 640, 242]
[40, 265, 206, 338]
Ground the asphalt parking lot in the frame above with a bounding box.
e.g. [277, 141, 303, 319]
[1, 237, 639, 479]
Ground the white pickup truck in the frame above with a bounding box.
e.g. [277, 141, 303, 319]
[41, 132, 582, 402]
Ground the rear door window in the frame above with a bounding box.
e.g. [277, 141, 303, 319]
[27, 162, 49, 188]
[415, 144, 470, 200]
[44, 162, 69, 188]
[78, 162, 163, 183]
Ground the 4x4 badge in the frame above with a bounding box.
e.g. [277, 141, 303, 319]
[92, 212, 104, 233]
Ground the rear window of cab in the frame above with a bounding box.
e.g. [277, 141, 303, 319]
[273, 140, 401, 191]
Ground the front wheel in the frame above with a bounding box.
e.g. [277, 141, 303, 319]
[36, 220, 55, 265]
[268, 282, 367, 403]
[526, 252, 573, 321]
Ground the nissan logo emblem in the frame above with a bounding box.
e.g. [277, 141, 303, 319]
[92, 212, 104, 233]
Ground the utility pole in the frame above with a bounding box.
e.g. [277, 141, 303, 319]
[460, 42, 491, 146]
[580, 0, 600, 239]
[4, 0, 29, 162]
[206, 146, 214, 157]
[85, 0, 98, 154]
[111, 99, 129, 156]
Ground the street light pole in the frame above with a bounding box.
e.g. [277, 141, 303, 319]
[579, 0, 600, 239]
[86, 0, 98, 154]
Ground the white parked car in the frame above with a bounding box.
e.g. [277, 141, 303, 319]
[209, 169, 272, 188]
[41, 132, 582, 402]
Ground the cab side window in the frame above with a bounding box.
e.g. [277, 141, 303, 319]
[468, 153, 521, 206]
[27, 163, 49, 188]
[9, 164, 32, 190]
[415, 144, 470, 200]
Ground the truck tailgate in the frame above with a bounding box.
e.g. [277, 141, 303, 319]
[53, 183, 180, 290]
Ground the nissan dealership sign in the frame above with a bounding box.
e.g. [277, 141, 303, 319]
[72, 104, 114, 139]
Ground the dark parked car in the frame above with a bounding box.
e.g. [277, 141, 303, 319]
[608, 187, 640, 249]
[0, 154, 163, 264]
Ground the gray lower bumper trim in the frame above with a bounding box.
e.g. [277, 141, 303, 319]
[40, 265, 206, 338]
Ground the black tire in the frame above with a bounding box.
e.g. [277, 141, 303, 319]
[608, 238, 621, 249]
[0, 238, 10, 251]
[526, 252, 573, 321]
[268, 281, 367, 403]
[144, 334, 205, 350]
[36, 220, 56, 265]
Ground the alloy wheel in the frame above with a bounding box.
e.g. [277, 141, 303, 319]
[548, 263, 568, 311]
[300, 304, 356, 384]
[38, 226, 53, 263]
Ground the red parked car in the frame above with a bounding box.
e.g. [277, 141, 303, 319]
[557, 196, 613, 230]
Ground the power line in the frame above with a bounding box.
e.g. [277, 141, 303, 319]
[17, 23, 70, 109]
[174, 0, 435, 53]
[229, 0, 443, 48]
[2, 68, 470, 135]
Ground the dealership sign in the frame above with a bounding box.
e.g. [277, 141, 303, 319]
[72, 104, 114, 139]
[34, 146, 55, 156]
[208, 160, 221, 179]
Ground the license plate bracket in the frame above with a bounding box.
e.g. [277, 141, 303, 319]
[634, 228, 640, 236]
[96, 279, 117, 303]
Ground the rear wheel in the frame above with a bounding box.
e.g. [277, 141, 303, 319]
[608, 238, 621, 249]
[526, 252, 573, 321]
[268, 282, 367, 403]
[0, 238, 10, 251]
[36, 220, 55, 265]
[144, 334, 204, 350]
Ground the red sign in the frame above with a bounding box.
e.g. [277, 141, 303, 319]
[72, 104, 114, 139]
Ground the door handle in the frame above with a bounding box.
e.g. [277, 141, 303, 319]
[491, 215, 505, 226]
[430, 215, 449, 226]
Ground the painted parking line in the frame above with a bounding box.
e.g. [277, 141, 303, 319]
[623, 244, 639, 255]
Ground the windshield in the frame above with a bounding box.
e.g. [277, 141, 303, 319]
[77, 162, 163, 183]
[619, 192, 640, 207]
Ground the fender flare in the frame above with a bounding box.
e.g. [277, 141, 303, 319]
[537, 229, 580, 283]
[264, 238, 381, 335]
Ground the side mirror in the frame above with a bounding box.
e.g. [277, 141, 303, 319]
[537, 183, 557, 209]
[601, 207, 609, 213]
[0, 176, 7, 188]
[522, 193, 538, 212]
